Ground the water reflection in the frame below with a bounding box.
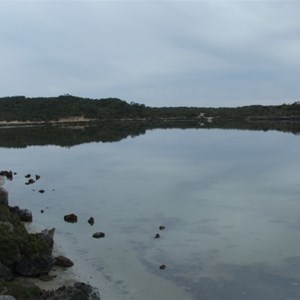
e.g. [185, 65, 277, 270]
[1, 128, 300, 299]
[0, 119, 299, 148]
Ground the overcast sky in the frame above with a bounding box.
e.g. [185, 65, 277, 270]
[0, 1, 300, 107]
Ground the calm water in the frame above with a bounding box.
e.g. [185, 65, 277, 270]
[2, 128, 300, 300]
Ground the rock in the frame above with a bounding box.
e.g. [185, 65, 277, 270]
[15, 255, 54, 276]
[92, 232, 105, 239]
[159, 225, 165, 230]
[0, 296, 17, 300]
[0, 188, 8, 206]
[35, 228, 55, 255]
[41, 210, 44, 213]
[54, 255, 74, 268]
[25, 174, 31, 178]
[25, 178, 35, 185]
[159, 264, 167, 270]
[88, 217, 94, 225]
[39, 189, 45, 193]
[9, 206, 32, 222]
[53, 282, 100, 300]
[0, 170, 13, 181]
[0, 262, 14, 280]
[17, 209, 33, 222]
[35, 175, 40, 180]
[64, 214, 78, 223]
[154, 233, 160, 239]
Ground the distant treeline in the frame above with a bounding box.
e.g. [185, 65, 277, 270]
[1, 95, 300, 121]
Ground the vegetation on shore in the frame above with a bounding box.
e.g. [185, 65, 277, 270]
[1, 95, 300, 122]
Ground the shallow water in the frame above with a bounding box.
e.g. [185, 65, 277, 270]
[2, 128, 300, 299]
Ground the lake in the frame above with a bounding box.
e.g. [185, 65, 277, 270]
[2, 125, 300, 300]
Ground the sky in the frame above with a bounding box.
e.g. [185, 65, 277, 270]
[0, 1, 300, 107]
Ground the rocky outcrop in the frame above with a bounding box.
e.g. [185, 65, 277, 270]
[0, 171, 13, 181]
[53, 282, 100, 300]
[36, 228, 55, 255]
[15, 255, 54, 276]
[9, 206, 32, 222]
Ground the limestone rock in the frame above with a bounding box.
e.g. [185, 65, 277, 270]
[0, 170, 13, 181]
[35, 228, 55, 256]
[15, 255, 54, 276]
[17, 209, 33, 222]
[54, 255, 74, 268]
[9, 206, 32, 222]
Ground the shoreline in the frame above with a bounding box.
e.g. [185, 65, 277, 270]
[0, 172, 100, 300]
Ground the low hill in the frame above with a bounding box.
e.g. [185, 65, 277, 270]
[1, 95, 300, 122]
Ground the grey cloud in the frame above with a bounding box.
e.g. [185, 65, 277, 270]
[0, 1, 300, 106]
